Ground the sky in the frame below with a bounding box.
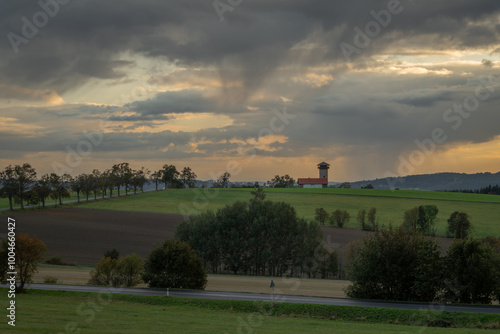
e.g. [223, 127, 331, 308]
[0, 0, 499, 182]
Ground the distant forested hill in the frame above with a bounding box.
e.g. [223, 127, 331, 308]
[348, 172, 500, 191]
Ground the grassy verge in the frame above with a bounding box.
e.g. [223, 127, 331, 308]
[78, 292, 500, 329]
[1, 288, 498, 333]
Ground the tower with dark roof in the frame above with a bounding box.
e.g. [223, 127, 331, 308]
[318, 161, 330, 179]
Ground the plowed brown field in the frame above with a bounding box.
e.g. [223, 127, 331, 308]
[5, 208, 453, 266]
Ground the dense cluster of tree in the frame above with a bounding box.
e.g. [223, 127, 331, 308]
[401, 205, 439, 236]
[176, 195, 337, 278]
[347, 228, 500, 304]
[0, 162, 198, 209]
[267, 174, 296, 188]
[314, 208, 329, 225]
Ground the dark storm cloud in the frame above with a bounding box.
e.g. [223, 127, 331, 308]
[1, 0, 499, 96]
[126, 90, 216, 116]
[394, 90, 454, 107]
[482, 59, 494, 68]
[107, 114, 173, 122]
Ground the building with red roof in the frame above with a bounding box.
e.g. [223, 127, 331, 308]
[298, 162, 330, 188]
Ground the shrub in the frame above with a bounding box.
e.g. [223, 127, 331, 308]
[88, 254, 143, 287]
[142, 240, 207, 290]
[104, 248, 120, 260]
[358, 209, 378, 231]
[367, 207, 377, 227]
[88, 257, 120, 286]
[44, 256, 76, 266]
[314, 208, 329, 225]
[330, 209, 350, 227]
[357, 209, 366, 228]
[43, 276, 58, 284]
[359, 207, 378, 231]
[117, 253, 143, 287]
[447, 212, 472, 239]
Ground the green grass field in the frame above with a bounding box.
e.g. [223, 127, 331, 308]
[76, 188, 500, 238]
[1, 289, 497, 333]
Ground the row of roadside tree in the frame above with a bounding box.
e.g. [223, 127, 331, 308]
[0, 162, 198, 210]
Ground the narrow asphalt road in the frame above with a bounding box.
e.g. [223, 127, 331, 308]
[12, 283, 500, 314]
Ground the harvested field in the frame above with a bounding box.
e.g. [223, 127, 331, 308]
[34, 265, 93, 285]
[33, 265, 351, 298]
[7, 208, 454, 267]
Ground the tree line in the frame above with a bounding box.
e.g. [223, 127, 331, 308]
[315, 204, 473, 238]
[0, 162, 199, 210]
[448, 184, 500, 196]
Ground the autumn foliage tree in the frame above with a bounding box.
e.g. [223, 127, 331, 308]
[1, 234, 47, 293]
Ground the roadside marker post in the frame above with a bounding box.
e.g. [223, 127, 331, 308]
[270, 280, 275, 303]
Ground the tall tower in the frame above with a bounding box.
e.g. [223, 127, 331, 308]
[317, 162, 330, 179]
